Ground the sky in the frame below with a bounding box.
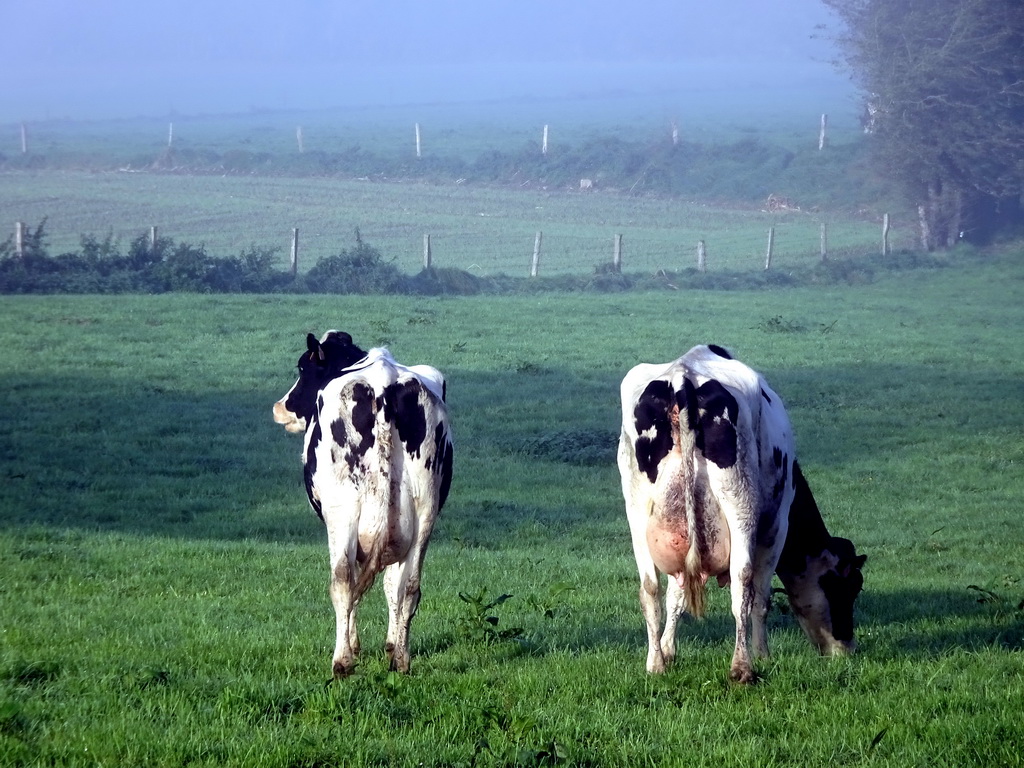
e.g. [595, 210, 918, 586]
[2, 0, 851, 122]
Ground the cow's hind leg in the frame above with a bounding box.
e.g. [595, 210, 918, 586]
[726, 544, 758, 684]
[660, 574, 686, 665]
[325, 509, 360, 678]
[329, 557, 358, 677]
[382, 513, 435, 673]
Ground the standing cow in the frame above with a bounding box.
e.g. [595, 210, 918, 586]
[617, 344, 865, 682]
[273, 331, 454, 676]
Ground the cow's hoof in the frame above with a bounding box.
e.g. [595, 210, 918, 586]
[332, 660, 356, 679]
[729, 666, 758, 684]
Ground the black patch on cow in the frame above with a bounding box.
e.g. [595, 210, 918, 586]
[707, 344, 732, 359]
[681, 377, 738, 469]
[761, 388, 772, 404]
[633, 379, 675, 483]
[434, 424, 454, 510]
[384, 379, 428, 459]
[330, 418, 347, 448]
[304, 419, 324, 520]
[770, 448, 789, 501]
[776, 461, 831, 575]
[348, 382, 377, 462]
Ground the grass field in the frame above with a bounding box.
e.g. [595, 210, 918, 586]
[1, 249, 1022, 766]
[0, 170, 911, 281]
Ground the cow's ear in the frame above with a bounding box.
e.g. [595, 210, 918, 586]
[306, 333, 324, 362]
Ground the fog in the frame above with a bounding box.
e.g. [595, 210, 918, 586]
[3, 0, 851, 122]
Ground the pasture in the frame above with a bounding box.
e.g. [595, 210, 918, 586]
[1, 251, 1022, 766]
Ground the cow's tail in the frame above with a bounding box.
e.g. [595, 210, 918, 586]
[675, 373, 707, 619]
[681, 471, 706, 618]
[351, 387, 394, 600]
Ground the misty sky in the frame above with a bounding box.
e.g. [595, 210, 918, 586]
[3, 0, 850, 122]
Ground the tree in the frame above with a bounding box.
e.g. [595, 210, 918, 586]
[823, 0, 1024, 247]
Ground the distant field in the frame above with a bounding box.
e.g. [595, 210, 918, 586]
[0, 170, 912, 278]
[1, 94, 910, 279]
[1, 252, 1022, 766]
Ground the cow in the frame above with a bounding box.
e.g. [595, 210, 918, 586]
[617, 344, 865, 683]
[273, 330, 454, 677]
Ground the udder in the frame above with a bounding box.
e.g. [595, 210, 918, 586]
[646, 521, 690, 576]
[646, 518, 732, 582]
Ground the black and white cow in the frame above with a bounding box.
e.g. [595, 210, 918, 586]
[273, 331, 454, 677]
[617, 344, 865, 682]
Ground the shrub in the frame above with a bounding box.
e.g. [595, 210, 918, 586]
[305, 230, 404, 294]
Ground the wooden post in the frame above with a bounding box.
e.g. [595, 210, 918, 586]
[149, 226, 158, 253]
[296, 126, 304, 153]
[168, 123, 174, 148]
[818, 113, 827, 150]
[764, 227, 775, 270]
[696, 240, 707, 273]
[613, 234, 623, 272]
[414, 123, 421, 159]
[15, 221, 25, 258]
[542, 124, 549, 156]
[820, 222, 828, 262]
[20, 123, 27, 154]
[531, 231, 542, 277]
[423, 234, 432, 269]
[290, 228, 299, 276]
[882, 213, 891, 255]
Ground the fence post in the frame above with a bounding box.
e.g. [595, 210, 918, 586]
[296, 126, 304, 153]
[671, 120, 679, 146]
[820, 222, 828, 262]
[20, 123, 27, 154]
[882, 213, 891, 255]
[531, 231, 543, 277]
[423, 234, 432, 269]
[168, 122, 174, 148]
[818, 113, 827, 150]
[613, 234, 623, 272]
[414, 123, 421, 159]
[696, 240, 707, 272]
[542, 124, 549, 156]
[290, 228, 299, 277]
[149, 226, 158, 253]
[764, 227, 775, 270]
[15, 221, 25, 258]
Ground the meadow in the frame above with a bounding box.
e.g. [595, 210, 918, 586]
[1, 248, 1022, 766]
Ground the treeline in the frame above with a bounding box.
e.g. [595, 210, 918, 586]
[0, 220, 957, 296]
[1, 133, 881, 209]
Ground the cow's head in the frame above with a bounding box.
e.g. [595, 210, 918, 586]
[780, 537, 866, 656]
[272, 330, 367, 433]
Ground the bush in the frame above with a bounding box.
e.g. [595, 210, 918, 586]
[305, 230, 404, 294]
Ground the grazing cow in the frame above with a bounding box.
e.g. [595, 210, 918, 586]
[617, 344, 865, 682]
[273, 331, 454, 677]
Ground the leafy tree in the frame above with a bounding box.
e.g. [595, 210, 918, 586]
[823, 0, 1024, 247]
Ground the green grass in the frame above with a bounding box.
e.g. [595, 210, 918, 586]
[1, 251, 1022, 766]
